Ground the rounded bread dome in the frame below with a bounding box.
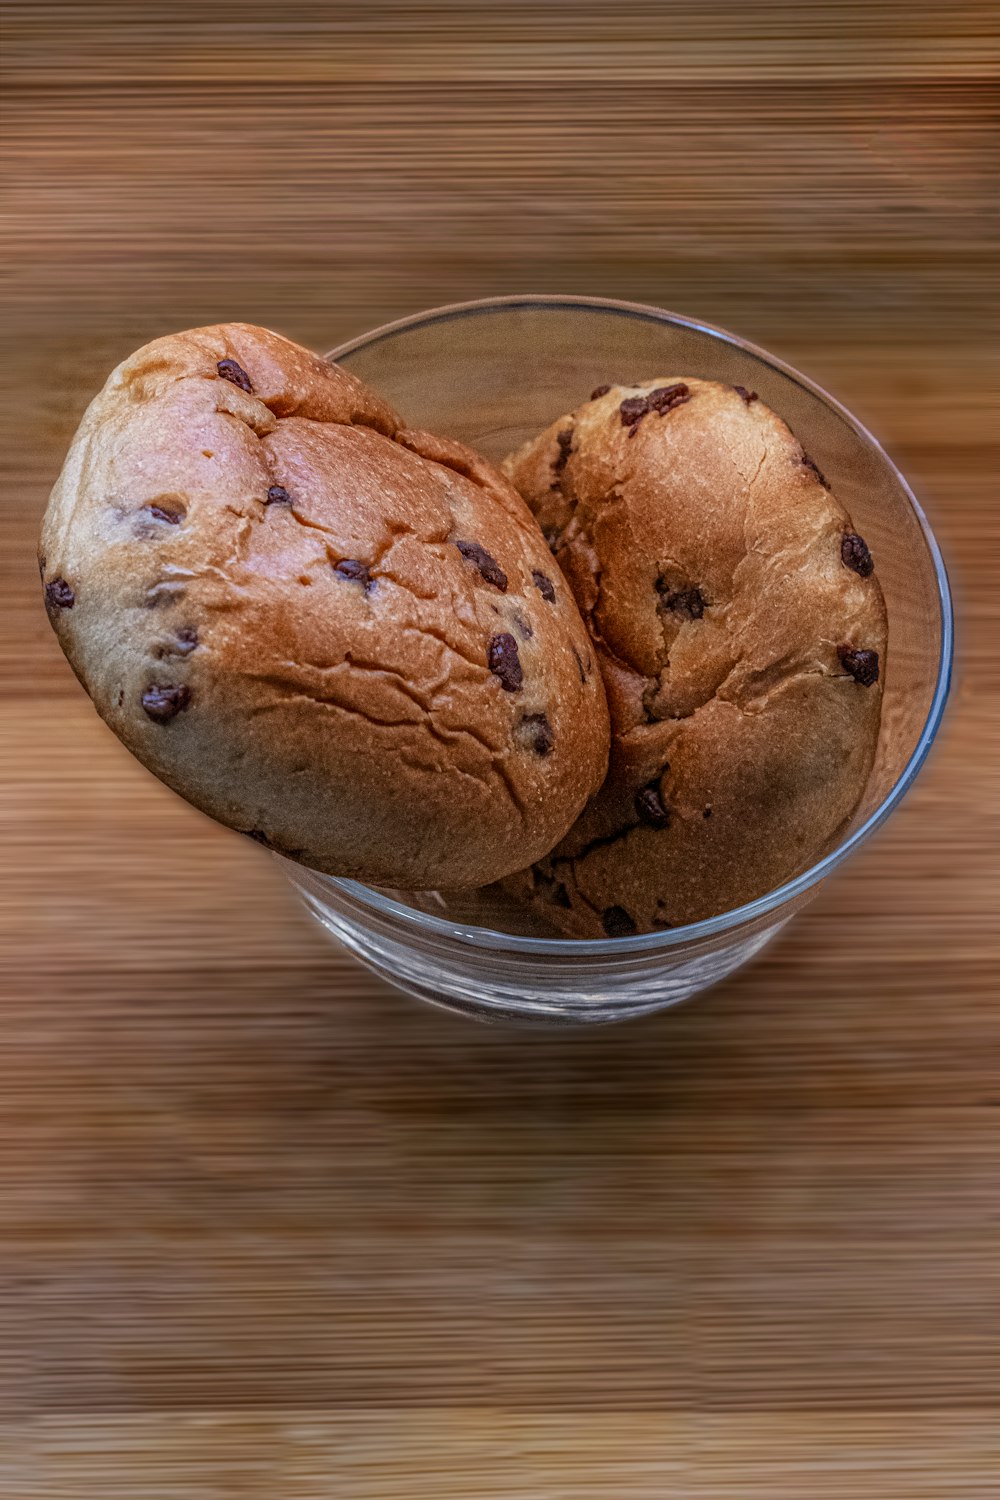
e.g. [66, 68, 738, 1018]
[40, 323, 610, 888]
[501, 376, 888, 935]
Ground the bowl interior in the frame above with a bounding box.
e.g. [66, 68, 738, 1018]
[326, 297, 951, 940]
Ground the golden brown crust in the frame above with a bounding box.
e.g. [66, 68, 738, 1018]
[40, 323, 609, 887]
[501, 377, 888, 935]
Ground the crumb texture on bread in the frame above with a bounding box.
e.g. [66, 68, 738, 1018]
[501, 377, 887, 935]
[40, 324, 609, 887]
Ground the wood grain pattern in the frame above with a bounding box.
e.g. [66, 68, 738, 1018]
[2, 2, 999, 1492]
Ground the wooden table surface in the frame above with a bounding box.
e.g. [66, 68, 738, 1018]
[3, 3, 999, 1494]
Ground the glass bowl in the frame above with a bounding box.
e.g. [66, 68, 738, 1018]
[281, 296, 952, 1025]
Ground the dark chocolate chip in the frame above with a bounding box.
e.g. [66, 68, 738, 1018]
[553, 427, 574, 474]
[532, 570, 556, 602]
[512, 610, 534, 641]
[141, 683, 191, 723]
[572, 645, 588, 684]
[800, 452, 828, 487]
[619, 394, 650, 428]
[44, 577, 75, 610]
[266, 485, 293, 506]
[656, 580, 705, 620]
[519, 711, 553, 756]
[837, 646, 880, 686]
[647, 383, 691, 415]
[703, 806, 713, 819]
[635, 781, 671, 829]
[216, 358, 253, 393]
[841, 532, 874, 577]
[602, 906, 637, 938]
[455, 540, 508, 592]
[734, 385, 758, 404]
[333, 558, 373, 590]
[620, 383, 691, 434]
[487, 632, 523, 692]
[590, 384, 611, 400]
[147, 504, 182, 524]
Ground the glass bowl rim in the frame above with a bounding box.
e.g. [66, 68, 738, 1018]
[315, 293, 954, 957]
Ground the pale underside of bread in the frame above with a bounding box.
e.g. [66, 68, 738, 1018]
[501, 376, 888, 935]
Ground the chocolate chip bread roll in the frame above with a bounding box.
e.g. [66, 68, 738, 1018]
[40, 324, 609, 887]
[502, 377, 887, 935]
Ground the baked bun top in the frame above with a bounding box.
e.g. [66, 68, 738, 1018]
[40, 324, 610, 887]
[502, 376, 887, 934]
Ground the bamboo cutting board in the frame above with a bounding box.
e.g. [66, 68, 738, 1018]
[2, 3, 999, 1494]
